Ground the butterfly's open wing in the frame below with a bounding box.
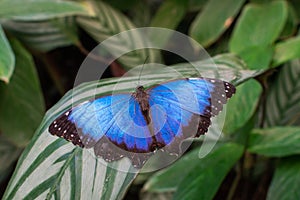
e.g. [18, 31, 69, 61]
[148, 78, 235, 154]
[49, 94, 154, 168]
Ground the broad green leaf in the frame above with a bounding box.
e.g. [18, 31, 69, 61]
[3, 56, 251, 199]
[0, 0, 88, 20]
[174, 143, 243, 200]
[223, 79, 262, 134]
[190, 0, 245, 47]
[250, 0, 270, 3]
[103, 0, 139, 11]
[144, 143, 243, 197]
[0, 39, 44, 147]
[149, 0, 187, 46]
[187, 0, 207, 12]
[0, 135, 23, 183]
[248, 127, 300, 156]
[229, 1, 288, 69]
[140, 192, 173, 200]
[236, 45, 274, 70]
[77, 1, 159, 70]
[272, 37, 300, 67]
[264, 60, 300, 126]
[289, 0, 300, 22]
[279, 2, 298, 38]
[267, 157, 300, 200]
[230, 1, 288, 53]
[3, 17, 79, 52]
[143, 147, 201, 193]
[0, 25, 15, 83]
[150, 0, 187, 29]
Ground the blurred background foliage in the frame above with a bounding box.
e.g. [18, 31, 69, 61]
[1, 0, 300, 199]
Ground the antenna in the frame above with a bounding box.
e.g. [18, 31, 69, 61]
[137, 56, 149, 86]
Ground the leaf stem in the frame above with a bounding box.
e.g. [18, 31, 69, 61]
[226, 163, 241, 200]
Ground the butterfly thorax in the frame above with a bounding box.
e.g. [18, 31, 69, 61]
[132, 86, 150, 112]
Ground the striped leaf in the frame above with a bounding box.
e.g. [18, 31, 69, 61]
[3, 55, 261, 199]
[264, 60, 300, 126]
[272, 36, 300, 67]
[267, 158, 300, 200]
[0, 0, 90, 52]
[0, 0, 87, 20]
[248, 127, 300, 157]
[3, 17, 79, 52]
[77, 1, 159, 70]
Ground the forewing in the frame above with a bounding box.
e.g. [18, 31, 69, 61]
[148, 78, 235, 152]
[49, 94, 130, 147]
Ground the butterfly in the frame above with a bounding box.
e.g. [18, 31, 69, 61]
[49, 78, 235, 168]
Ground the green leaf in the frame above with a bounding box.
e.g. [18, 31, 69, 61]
[77, 1, 160, 70]
[264, 60, 300, 126]
[237, 45, 274, 70]
[272, 37, 300, 67]
[248, 127, 300, 157]
[223, 79, 262, 134]
[143, 148, 202, 193]
[0, 135, 23, 183]
[0, 25, 15, 83]
[230, 1, 288, 53]
[174, 143, 243, 200]
[149, 0, 187, 46]
[187, 0, 207, 12]
[103, 0, 139, 11]
[267, 157, 300, 200]
[229, 1, 288, 69]
[190, 0, 245, 47]
[0, 0, 88, 20]
[289, 0, 300, 23]
[3, 17, 79, 52]
[0, 38, 44, 147]
[279, 2, 298, 38]
[144, 143, 243, 198]
[150, 0, 187, 29]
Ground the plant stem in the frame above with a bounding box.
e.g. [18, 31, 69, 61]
[226, 164, 241, 200]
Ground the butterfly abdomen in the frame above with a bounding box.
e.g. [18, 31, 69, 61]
[132, 85, 150, 112]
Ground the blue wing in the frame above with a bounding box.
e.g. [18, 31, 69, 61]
[148, 78, 234, 150]
[49, 94, 154, 167]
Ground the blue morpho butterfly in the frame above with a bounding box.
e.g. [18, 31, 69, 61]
[49, 78, 235, 168]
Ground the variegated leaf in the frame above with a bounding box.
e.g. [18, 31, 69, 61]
[3, 17, 79, 52]
[264, 60, 300, 126]
[77, 0, 160, 70]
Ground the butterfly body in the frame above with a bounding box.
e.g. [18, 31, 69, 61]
[49, 78, 235, 168]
